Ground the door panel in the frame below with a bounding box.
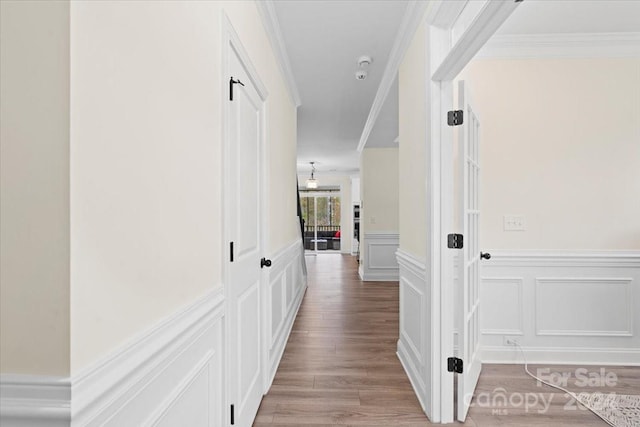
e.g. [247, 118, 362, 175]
[457, 80, 482, 422]
[227, 45, 264, 427]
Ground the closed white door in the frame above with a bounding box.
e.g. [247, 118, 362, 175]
[226, 46, 264, 427]
[456, 80, 483, 422]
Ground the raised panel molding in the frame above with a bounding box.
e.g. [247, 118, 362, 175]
[396, 249, 428, 414]
[1, 240, 309, 427]
[481, 250, 640, 365]
[360, 233, 400, 281]
[71, 289, 225, 426]
[535, 277, 633, 337]
[266, 239, 307, 389]
[481, 277, 524, 336]
[0, 290, 226, 427]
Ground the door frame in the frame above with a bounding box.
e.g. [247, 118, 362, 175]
[422, 0, 521, 423]
[221, 12, 270, 426]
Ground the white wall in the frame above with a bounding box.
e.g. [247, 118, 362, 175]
[361, 147, 399, 233]
[70, 0, 299, 373]
[0, 0, 70, 376]
[455, 57, 640, 365]
[459, 58, 640, 250]
[2, 1, 301, 425]
[398, 25, 428, 262]
[360, 147, 400, 281]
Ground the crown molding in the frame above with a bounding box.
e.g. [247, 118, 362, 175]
[357, 0, 429, 152]
[477, 32, 640, 59]
[255, 0, 302, 107]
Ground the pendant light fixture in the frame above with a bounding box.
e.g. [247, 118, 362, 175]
[306, 162, 318, 189]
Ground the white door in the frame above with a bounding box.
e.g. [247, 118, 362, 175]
[456, 80, 483, 421]
[226, 46, 264, 427]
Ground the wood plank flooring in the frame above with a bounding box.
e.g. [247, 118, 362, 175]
[254, 254, 638, 426]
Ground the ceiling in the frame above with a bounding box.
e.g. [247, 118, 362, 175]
[496, 0, 640, 35]
[273, 0, 640, 177]
[273, 0, 408, 175]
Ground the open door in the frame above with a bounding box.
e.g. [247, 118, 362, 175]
[456, 80, 483, 421]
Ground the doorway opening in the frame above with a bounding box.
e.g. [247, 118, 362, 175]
[300, 189, 342, 254]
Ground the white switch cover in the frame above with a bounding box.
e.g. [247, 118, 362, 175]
[504, 215, 526, 231]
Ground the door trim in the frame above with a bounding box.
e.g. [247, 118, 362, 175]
[222, 12, 269, 426]
[423, 0, 521, 423]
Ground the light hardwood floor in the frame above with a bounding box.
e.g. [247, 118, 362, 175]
[254, 254, 638, 426]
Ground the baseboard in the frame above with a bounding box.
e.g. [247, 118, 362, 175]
[0, 375, 71, 427]
[483, 346, 640, 366]
[397, 341, 428, 415]
[72, 288, 225, 426]
[360, 270, 400, 281]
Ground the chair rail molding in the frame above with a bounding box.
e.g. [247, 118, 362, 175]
[0, 375, 71, 427]
[72, 288, 225, 426]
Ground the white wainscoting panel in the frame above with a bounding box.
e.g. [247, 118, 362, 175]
[360, 233, 400, 281]
[535, 277, 633, 337]
[266, 239, 307, 389]
[481, 277, 524, 336]
[396, 250, 430, 416]
[71, 288, 225, 427]
[0, 375, 71, 427]
[481, 251, 640, 365]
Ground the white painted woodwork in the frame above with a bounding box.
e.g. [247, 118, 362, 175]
[478, 32, 640, 59]
[359, 233, 400, 281]
[35, 290, 222, 427]
[397, 250, 430, 416]
[0, 376, 71, 427]
[266, 239, 307, 389]
[456, 81, 482, 422]
[480, 251, 640, 366]
[424, 1, 521, 422]
[224, 28, 267, 426]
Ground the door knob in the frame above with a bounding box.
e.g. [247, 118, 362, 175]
[261, 258, 272, 268]
[480, 252, 491, 260]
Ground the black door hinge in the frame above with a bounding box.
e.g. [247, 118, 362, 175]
[448, 357, 463, 373]
[230, 242, 234, 262]
[230, 404, 235, 425]
[230, 77, 245, 101]
[447, 233, 463, 249]
[447, 110, 463, 126]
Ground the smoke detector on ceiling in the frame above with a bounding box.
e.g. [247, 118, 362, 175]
[357, 55, 372, 68]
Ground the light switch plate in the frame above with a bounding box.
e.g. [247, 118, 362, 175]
[504, 215, 526, 231]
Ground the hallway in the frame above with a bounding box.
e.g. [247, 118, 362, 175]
[254, 253, 431, 425]
[254, 254, 638, 426]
